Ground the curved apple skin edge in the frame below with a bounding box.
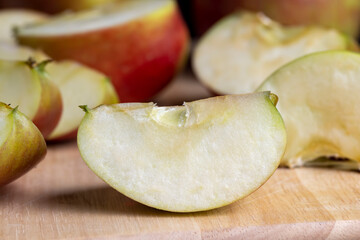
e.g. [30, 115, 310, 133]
[15, 0, 190, 103]
[48, 77, 119, 142]
[26, 59, 63, 138]
[76, 92, 286, 212]
[257, 51, 360, 170]
[0, 103, 47, 186]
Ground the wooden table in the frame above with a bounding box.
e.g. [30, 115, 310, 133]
[1, 73, 360, 239]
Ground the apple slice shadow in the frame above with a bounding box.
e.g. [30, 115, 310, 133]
[34, 186, 231, 216]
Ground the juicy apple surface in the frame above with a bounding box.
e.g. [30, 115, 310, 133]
[77, 92, 287, 212]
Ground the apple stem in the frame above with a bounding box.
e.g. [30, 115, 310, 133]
[36, 59, 53, 73]
[79, 105, 90, 113]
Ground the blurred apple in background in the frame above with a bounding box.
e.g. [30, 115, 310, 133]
[0, 0, 114, 14]
[192, 0, 360, 38]
[0, 59, 62, 138]
[0, 9, 48, 43]
[16, 0, 190, 102]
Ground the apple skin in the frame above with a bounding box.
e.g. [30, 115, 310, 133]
[29, 61, 63, 138]
[0, 102, 46, 186]
[192, 0, 360, 37]
[16, 1, 190, 102]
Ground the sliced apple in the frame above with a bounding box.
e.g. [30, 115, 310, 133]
[0, 59, 62, 138]
[0, 9, 48, 43]
[0, 41, 48, 62]
[193, 11, 356, 95]
[257, 51, 360, 170]
[46, 60, 118, 141]
[15, 0, 189, 102]
[77, 92, 287, 212]
[0, 102, 46, 186]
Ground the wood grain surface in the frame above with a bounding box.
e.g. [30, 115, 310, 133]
[1, 74, 360, 240]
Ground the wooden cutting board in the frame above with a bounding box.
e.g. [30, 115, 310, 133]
[1, 74, 360, 240]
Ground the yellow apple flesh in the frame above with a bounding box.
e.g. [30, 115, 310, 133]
[0, 59, 62, 138]
[193, 12, 357, 95]
[46, 60, 118, 141]
[0, 102, 46, 186]
[257, 51, 360, 170]
[0, 9, 48, 43]
[77, 92, 287, 212]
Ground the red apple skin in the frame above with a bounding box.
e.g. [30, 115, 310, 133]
[192, 0, 360, 37]
[17, 2, 190, 102]
[32, 76, 63, 138]
[0, 103, 46, 186]
[29, 63, 63, 138]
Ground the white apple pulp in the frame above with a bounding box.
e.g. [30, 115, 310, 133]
[77, 92, 286, 212]
[258, 51, 360, 169]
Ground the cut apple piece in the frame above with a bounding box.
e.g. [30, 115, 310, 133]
[0, 9, 48, 43]
[257, 51, 360, 170]
[15, 0, 189, 102]
[0, 59, 62, 138]
[77, 92, 287, 212]
[193, 11, 355, 95]
[0, 102, 46, 186]
[46, 60, 118, 141]
[0, 42, 49, 62]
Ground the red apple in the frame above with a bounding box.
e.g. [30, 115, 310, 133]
[15, 0, 190, 102]
[192, 0, 360, 37]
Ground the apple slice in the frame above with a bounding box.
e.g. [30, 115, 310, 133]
[0, 42, 49, 62]
[15, 0, 189, 102]
[0, 102, 46, 186]
[77, 92, 287, 212]
[0, 9, 48, 43]
[0, 59, 62, 138]
[193, 11, 356, 95]
[257, 51, 360, 170]
[46, 60, 118, 141]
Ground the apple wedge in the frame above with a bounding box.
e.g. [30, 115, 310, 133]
[0, 102, 46, 186]
[0, 9, 48, 43]
[0, 42, 48, 62]
[46, 60, 118, 141]
[0, 59, 62, 138]
[77, 92, 287, 212]
[15, 0, 189, 102]
[193, 12, 356, 95]
[257, 51, 360, 170]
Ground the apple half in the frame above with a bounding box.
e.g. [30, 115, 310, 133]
[193, 11, 357, 95]
[0, 59, 62, 138]
[77, 92, 287, 212]
[15, 0, 189, 102]
[257, 51, 360, 170]
[0, 102, 46, 186]
[0, 9, 48, 43]
[46, 60, 119, 141]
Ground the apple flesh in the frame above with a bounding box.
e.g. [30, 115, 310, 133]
[193, 12, 356, 95]
[15, 0, 190, 102]
[0, 42, 48, 61]
[192, 0, 360, 38]
[0, 102, 46, 186]
[46, 60, 119, 141]
[0, 59, 62, 138]
[0, 9, 48, 43]
[77, 92, 287, 212]
[257, 51, 360, 170]
[0, 0, 114, 14]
